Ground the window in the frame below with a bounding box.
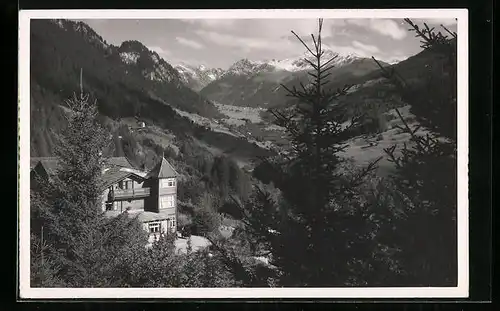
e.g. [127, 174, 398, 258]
[105, 203, 113, 211]
[148, 222, 161, 234]
[119, 180, 133, 189]
[165, 219, 176, 233]
[160, 195, 175, 209]
[125, 180, 133, 189]
[160, 178, 176, 188]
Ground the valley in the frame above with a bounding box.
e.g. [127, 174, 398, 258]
[28, 17, 449, 209]
[29, 18, 430, 175]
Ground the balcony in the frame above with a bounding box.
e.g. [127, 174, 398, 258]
[109, 187, 151, 200]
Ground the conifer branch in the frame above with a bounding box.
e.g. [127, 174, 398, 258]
[291, 30, 315, 57]
[320, 54, 339, 69]
[441, 24, 457, 38]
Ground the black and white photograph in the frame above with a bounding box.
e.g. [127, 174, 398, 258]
[18, 9, 469, 299]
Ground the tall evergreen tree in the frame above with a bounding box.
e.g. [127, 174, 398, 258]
[372, 19, 458, 286]
[210, 19, 385, 286]
[192, 193, 220, 237]
[30, 75, 148, 286]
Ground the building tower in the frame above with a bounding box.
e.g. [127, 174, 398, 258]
[145, 157, 179, 234]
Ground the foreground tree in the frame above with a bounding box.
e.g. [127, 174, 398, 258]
[191, 193, 221, 237]
[30, 77, 148, 287]
[210, 19, 390, 286]
[372, 19, 458, 286]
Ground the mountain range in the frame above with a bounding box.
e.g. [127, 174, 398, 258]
[174, 63, 225, 92]
[30, 19, 271, 164]
[199, 50, 390, 108]
[29, 18, 448, 170]
[174, 49, 378, 94]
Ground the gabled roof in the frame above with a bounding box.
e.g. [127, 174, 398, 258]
[33, 158, 61, 176]
[147, 157, 178, 179]
[31, 157, 53, 170]
[108, 157, 134, 169]
[100, 167, 136, 189]
[30, 156, 135, 173]
[30, 156, 146, 190]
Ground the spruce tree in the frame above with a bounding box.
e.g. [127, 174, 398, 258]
[192, 193, 220, 237]
[30, 75, 149, 286]
[372, 19, 458, 286]
[211, 19, 385, 286]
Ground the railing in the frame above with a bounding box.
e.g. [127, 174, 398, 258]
[110, 187, 151, 200]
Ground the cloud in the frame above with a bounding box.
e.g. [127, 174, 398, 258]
[319, 41, 406, 64]
[183, 19, 373, 63]
[194, 29, 298, 53]
[146, 44, 206, 66]
[187, 19, 339, 41]
[252, 19, 336, 39]
[175, 36, 204, 49]
[147, 45, 170, 57]
[330, 26, 352, 38]
[347, 19, 407, 40]
[352, 40, 380, 53]
[332, 45, 371, 58]
[195, 25, 390, 62]
[385, 54, 409, 63]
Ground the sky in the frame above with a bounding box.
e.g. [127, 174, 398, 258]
[80, 18, 457, 69]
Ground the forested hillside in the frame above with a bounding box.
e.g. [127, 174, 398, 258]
[30, 19, 272, 164]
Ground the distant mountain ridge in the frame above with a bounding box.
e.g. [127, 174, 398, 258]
[266, 49, 363, 72]
[221, 48, 366, 77]
[199, 50, 390, 108]
[175, 63, 225, 92]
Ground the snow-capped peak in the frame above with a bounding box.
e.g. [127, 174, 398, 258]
[268, 48, 362, 72]
[387, 56, 408, 65]
[175, 63, 197, 75]
[225, 48, 364, 76]
[225, 59, 272, 76]
[174, 63, 225, 91]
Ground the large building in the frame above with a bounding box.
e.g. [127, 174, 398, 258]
[30, 156, 179, 242]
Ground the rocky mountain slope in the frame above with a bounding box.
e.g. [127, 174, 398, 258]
[267, 49, 362, 72]
[200, 50, 390, 109]
[30, 19, 272, 164]
[175, 63, 225, 92]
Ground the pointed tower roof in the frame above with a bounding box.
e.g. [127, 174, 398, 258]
[147, 157, 178, 179]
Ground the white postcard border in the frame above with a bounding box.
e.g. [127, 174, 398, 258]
[18, 8, 469, 299]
